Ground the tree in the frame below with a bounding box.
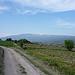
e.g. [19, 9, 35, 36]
[14, 40, 18, 43]
[19, 41, 23, 48]
[18, 39, 31, 44]
[18, 39, 31, 48]
[64, 40, 74, 51]
[6, 38, 12, 41]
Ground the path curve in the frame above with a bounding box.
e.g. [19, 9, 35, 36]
[1, 46, 46, 75]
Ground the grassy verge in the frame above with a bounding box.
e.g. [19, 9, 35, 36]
[0, 40, 16, 47]
[0, 47, 4, 75]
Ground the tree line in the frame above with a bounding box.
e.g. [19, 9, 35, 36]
[0, 38, 74, 51]
[5, 38, 32, 49]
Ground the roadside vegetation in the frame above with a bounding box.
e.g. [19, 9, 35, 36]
[24, 42, 75, 75]
[0, 47, 4, 75]
[17, 39, 31, 48]
[0, 40, 15, 47]
[0, 38, 75, 75]
[0, 38, 31, 47]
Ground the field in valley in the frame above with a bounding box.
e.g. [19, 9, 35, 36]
[24, 44, 75, 75]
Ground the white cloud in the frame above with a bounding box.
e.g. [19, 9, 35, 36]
[22, 10, 32, 14]
[31, 9, 47, 14]
[0, 6, 9, 14]
[56, 19, 75, 28]
[0, 6, 9, 11]
[16, 9, 47, 14]
[10, 0, 75, 12]
[0, 0, 75, 13]
[0, 33, 12, 38]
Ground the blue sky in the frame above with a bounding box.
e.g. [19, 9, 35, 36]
[0, 0, 75, 37]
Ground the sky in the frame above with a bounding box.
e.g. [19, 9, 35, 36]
[0, 0, 75, 37]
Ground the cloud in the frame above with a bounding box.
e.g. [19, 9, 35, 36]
[0, 6, 9, 14]
[9, 0, 75, 12]
[56, 19, 75, 28]
[22, 10, 32, 14]
[0, 6, 9, 11]
[0, 0, 75, 13]
[17, 9, 47, 14]
[0, 33, 12, 38]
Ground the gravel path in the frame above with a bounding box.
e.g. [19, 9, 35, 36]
[1, 46, 46, 75]
[2, 47, 22, 75]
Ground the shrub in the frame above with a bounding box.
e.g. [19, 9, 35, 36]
[6, 38, 12, 41]
[64, 40, 74, 51]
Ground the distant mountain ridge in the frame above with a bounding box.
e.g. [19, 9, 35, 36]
[1, 34, 75, 43]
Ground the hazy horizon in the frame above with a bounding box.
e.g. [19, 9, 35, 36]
[0, 33, 75, 38]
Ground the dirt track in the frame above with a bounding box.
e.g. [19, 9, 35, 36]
[1, 46, 46, 75]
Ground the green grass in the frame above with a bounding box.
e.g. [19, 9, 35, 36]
[0, 40, 16, 47]
[0, 47, 4, 75]
[19, 64, 27, 75]
[24, 44, 75, 75]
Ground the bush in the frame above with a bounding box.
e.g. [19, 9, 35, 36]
[64, 40, 74, 51]
[19, 41, 23, 48]
[18, 39, 31, 48]
[6, 38, 12, 41]
[18, 39, 31, 44]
